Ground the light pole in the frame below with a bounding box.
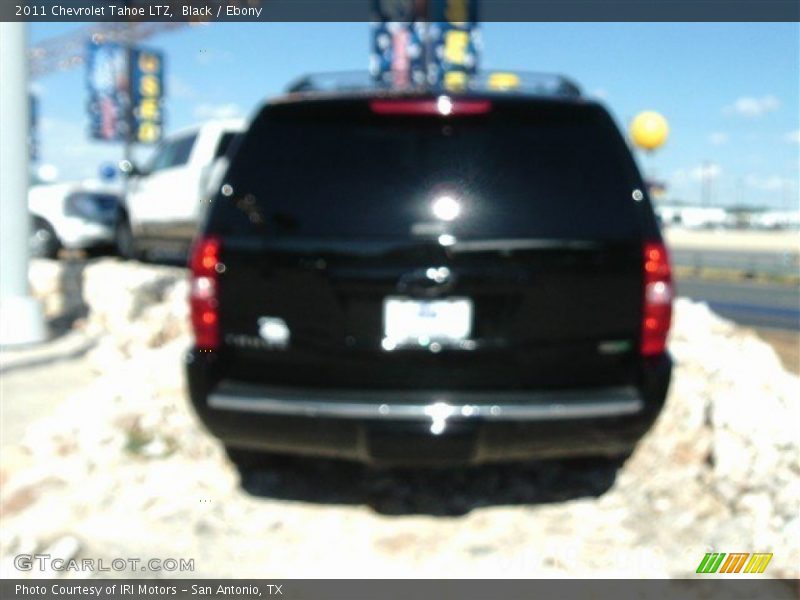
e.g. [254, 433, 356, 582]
[701, 160, 713, 207]
[0, 22, 46, 346]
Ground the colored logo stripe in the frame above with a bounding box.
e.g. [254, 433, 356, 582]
[720, 553, 750, 573]
[697, 553, 726, 573]
[697, 552, 773, 574]
[744, 553, 773, 574]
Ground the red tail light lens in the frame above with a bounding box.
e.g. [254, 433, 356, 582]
[189, 236, 221, 350]
[369, 98, 492, 116]
[641, 241, 673, 356]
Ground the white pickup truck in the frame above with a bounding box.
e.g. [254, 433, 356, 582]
[117, 119, 245, 260]
[29, 181, 121, 258]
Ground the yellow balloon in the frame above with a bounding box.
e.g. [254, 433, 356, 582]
[630, 111, 669, 151]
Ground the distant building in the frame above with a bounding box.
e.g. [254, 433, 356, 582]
[749, 210, 800, 230]
[655, 204, 800, 230]
[656, 205, 731, 229]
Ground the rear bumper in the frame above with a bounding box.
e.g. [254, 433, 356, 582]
[186, 352, 671, 465]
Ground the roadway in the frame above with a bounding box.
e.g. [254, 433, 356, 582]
[675, 276, 800, 331]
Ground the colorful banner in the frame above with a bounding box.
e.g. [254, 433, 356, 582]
[370, 0, 479, 89]
[129, 47, 165, 144]
[370, 21, 427, 88]
[86, 41, 129, 142]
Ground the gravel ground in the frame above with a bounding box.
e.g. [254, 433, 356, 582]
[0, 258, 798, 578]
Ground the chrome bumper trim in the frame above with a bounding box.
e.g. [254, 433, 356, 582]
[207, 386, 643, 421]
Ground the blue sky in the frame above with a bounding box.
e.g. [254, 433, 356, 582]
[29, 22, 799, 208]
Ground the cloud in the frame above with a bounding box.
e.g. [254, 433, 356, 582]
[708, 132, 729, 145]
[192, 103, 243, 120]
[785, 129, 800, 144]
[723, 95, 781, 118]
[167, 75, 197, 100]
[29, 81, 46, 97]
[673, 163, 723, 184]
[589, 88, 608, 100]
[744, 174, 797, 192]
[691, 163, 723, 181]
[196, 48, 234, 66]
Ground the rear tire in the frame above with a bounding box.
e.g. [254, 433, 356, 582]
[225, 446, 290, 473]
[115, 215, 139, 260]
[225, 447, 269, 471]
[609, 450, 634, 469]
[29, 217, 61, 259]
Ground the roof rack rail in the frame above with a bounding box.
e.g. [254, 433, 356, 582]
[285, 70, 582, 98]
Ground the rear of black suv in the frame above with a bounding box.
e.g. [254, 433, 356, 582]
[186, 87, 673, 465]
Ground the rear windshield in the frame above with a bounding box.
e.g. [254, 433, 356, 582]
[212, 101, 645, 240]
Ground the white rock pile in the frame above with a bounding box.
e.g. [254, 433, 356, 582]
[2, 258, 797, 578]
[615, 299, 799, 576]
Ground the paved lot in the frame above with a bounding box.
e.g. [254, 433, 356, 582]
[674, 276, 799, 374]
[666, 229, 799, 278]
[0, 331, 97, 454]
[676, 277, 799, 331]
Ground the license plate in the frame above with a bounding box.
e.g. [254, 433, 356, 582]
[383, 297, 473, 347]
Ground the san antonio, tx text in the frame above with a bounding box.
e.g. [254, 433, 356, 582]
[16, 584, 279, 596]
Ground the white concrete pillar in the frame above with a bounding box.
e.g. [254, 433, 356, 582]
[0, 22, 46, 346]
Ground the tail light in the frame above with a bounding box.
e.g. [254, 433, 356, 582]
[641, 241, 673, 356]
[189, 236, 221, 350]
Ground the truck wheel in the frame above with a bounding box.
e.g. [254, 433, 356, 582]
[115, 216, 139, 260]
[29, 217, 61, 259]
[225, 447, 268, 471]
[225, 446, 290, 474]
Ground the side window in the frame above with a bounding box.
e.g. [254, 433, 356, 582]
[148, 142, 175, 173]
[147, 134, 197, 173]
[170, 134, 197, 167]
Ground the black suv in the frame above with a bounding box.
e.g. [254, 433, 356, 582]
[186, 73, 673, 466]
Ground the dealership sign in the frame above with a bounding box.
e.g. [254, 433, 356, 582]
[428, 0, 480, 89]
[86, 41, 164, 144]
[129, 47, 165, 144]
